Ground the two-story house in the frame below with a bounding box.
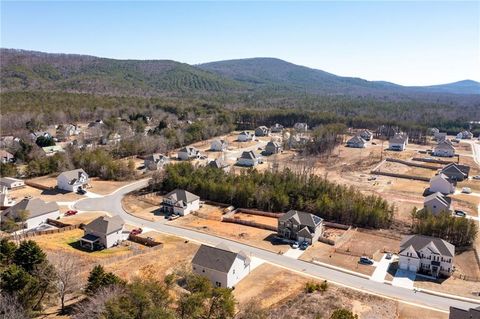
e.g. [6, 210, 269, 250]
[398, 235, 454, 277]
[346, 135, 367, 148]
[433, 141, 456, 157]
[162, 189, 200, 216]
[57, 169, 89, 192]
[441, 163, 470, 181]
[144, 153, 169, 171]
[423, 192, 451, 215]
[255, 126, 269, 137]
[177, 146, 200, 161]
[1, 198, 60, 231]
[237, 131, 254, 142]
[80, 215, 126, 250]
[210, 139, 228, 151]
[264, 141, 282, 155]
[429, 174, 455, 195]
[236, 151, 262, 167]
[278, 210, 324, 245]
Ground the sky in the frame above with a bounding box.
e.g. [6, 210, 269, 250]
[1, 1, 479, 86]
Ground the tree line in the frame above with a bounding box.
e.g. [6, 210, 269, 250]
[153, 163, 395, 228]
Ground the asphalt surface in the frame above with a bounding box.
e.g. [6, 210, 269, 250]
[74, 179, 480, 312]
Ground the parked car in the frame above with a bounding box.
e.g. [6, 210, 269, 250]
[473, 175, 480, 180]
[300, 241, 309, 250]
[77, 188, 86, 195]
[130, 228, 143, 236]
[386, 252, 393, 260]
[462, 187, 472, 194]
[454, 210, 467, 217]
[65, 210, 78, 216]
[359, 256, 374, 265]
[291, 241, 299, 249]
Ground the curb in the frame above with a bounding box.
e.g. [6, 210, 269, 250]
[418, 288, 480, 305]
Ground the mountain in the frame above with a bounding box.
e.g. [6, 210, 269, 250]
[411, 80, 480, 95]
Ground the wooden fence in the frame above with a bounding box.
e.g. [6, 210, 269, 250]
[356, 228, 403, 241]
[222, 217, 278, 231]
[412, 157, 455, 165]
[324, 221, 350, 230]
[96, 244, 163, 266]
[192, 211, 222, 221]
[128, 234, 163, 247]
[386, 158, 442, 170]
[235, 208, 284, 219]
[451, 272, 480, 282]
[25, 180, 54, 190]
[370, 170, 431, 182]
[318, 237, 335, 246]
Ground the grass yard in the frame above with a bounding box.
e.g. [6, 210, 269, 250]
[122, 193, 165, 222]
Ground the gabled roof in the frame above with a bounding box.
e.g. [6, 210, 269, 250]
[279, 210, 323, 228]
[297, 226, 314, 238]
[145, 153, 168, 163]
[179, 146, 199, 154]
[442, 163, 469, 176]
[429, 173, 452, 185]
[165, 189, 200, 204]
[212, 139, 227, 145]
[192, 244, 250, 273]
[347, 136, 366, 144]
[434, 141, 455, 151]
[208, 159, 228, 169]
[240, 151, 258, 160]
[0, 177, 23, 185]
[424, 192, 451, 207]
[58, 169, 88, 183]
[84, 215, 124, 235]
[2, 198, 59, 219]
[400, 235, 454, 257]
[389, 134, 407, 144]
[266, 141, 281, 148]
[239, 131, 252, 136]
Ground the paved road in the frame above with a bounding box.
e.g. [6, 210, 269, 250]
[74, 180, 480, 312]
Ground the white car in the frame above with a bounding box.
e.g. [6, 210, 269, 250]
[472, 175, 480, 180]
[462, 187, 472, 194]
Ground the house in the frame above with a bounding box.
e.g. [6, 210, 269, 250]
[58, 124, 81, 138]
[236, 151, 261, 167]
[398, 235, 454, 277]
[178, 146, 200, 160]
[101, 132, 122, 145]
[0, 177, 25, 189]
[389, 133, 407, 151]
[0, 186, 15, 207]
[42, 145, 65, 156]
[1, 198, 60, 231]
[192, 243, 251, 288]
[429, 174, 455, 195]
[270, 123, 284, 133]
[449, 306, 480, 319]
[359, 130, 373, 141]
[208, 159, 230, 172]
[80, 215, 126, 250]
[162, 189, 200, 216]
[428, 128, 440, 136]
[293, 123, 308, 132]
[346, 136, 367, 148]
[57, 169, 89, 192]
[433, 141, 456, 157]
[441, 163, 470, 181]
[255, 126, 269, 137]
[456, 131, 473, 140]
[210, 139, 228, 151]
[237, 131, 254, 142]
[144, 153, 169, 171]
[0, 149, 14, 163]
[434, 132, 447, 142]
[264, 141, 282, 155]
[288, 134, 310, 148]
[278, 210, 324, 245]
[424, 192, 451, 215]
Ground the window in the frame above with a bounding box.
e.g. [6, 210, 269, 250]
[233, 269, 235, 274]
[215, 282, 221, 287]
[202, 269, 205, 273]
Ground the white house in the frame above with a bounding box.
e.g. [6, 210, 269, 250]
[456, 131, 473, 140]
[424, 192, 451, 215]
[178, 146, 200, 160]
[264, 141, 282, 155]
[346, 136, 367, 148]
[237, 131, 254, 142]
[0, 149, 14, 164]
[236, 151, 261, 167]
[192, 243, 251, 288]
[359, 130, 373, 141]
[255, 126, 269, 137]
[208, 158, 230, 172]
[433, 141, 456, 157]
[210, 139, 228, 151]
[429, 174, 455, 195]
[57, 169, 89, 192]
[42, 145, 65, 156]
[293, 123, 308, 132]
[0, 186, 15, 207]
[270, 123, 284, 133]
[1, 198, 60, 231]
[144, 154, 169, 171]
[80, 215, 126, 250]
[389, 133, 408, 151]
[162, 189, 200, 216]
[441, 163, 469, 181]
[0, 177, 25, 189]
[434, 132, 447, 142]
[398, 235, 454, 277]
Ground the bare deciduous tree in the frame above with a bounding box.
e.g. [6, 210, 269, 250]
[0, 293, 28, 319]
[50, 252, 83, 313]
[72, 285, 123, 319]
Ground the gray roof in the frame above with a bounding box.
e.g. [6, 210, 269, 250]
[179, 146, 199, 155]
[266, 141, 281, 148]
[145, 153, 167, 163]
[424, 192, 451, 206]
[58, 169, 88, 183]
[442, 163, 470, 176]
[240, 151, 258, 160]
[2, 198, 59, 220]
[449, 306, 480, 319]
[192, 244, 250, 273]
[400, 235, 454, 257]
[347, 136, 366, 144]
[434, 142, 455, 151]
[279, 210, 323, 228]
[0, 177, 24, 186]
[389, 134, 407, 144]
[208, 159, 228, 169]
[84, 215, 124, 235]
[165, 189, 200, 204]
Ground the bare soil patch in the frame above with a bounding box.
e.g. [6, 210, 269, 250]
[232, 212, 278, 227]
[87, 178, 133, 195]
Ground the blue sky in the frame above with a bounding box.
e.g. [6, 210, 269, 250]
[1, 1, 479, 85]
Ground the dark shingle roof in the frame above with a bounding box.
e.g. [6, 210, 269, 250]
[2, 198, 59, 219]
[279, 210, 323, 228]
[165, 189, 199, 204]
[400, 235, 454, 257]
[192, 244, 250, 273]
[84, 215, 124, 235]
[58, 169, 88, 183]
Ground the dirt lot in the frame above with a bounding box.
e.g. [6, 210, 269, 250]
[451, 193, 479, 216]
[454, 249, 480, 279]
[9, 184, 83, 202]
[122, 193, 164, 221]
[397, 303, 447, 319]
[87, 177, 134, 195]
[232, 212, 278, 227]
[415, 275, 480, 300]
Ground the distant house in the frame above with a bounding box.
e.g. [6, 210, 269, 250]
[255, 126, 269, 137]
[441, 163, 469, 181]
[208, 158, 230, 172]
[80, 215, 126, 250]
[270, 123, 284, 133]
[57, 169, 89, 192]
[428, 128, 440, 136]
[162, 189, 200, 216]
[346, 136, 367, 148]
[449, 306, 480, 319]
[178, 146, 200, 161]
[0, 186, 15, 207]
[293, 123, 308, 132]
[359, 130, 373, 141]
[192, 243, 251, 288]
[456, 131, 473, 140]
[1, 198, 60, 231]
[236, 151, 261, 167]
[144, 154, 169, 171]
[101, 132, 122, 145]
[278, 210, 324, 245]
[389, 133, 408, 151]
[429, 174, 455, 195]
[42, 145, 65, 156]
[434, 132, 447, 142]
[59, 124, 80, 138]
[0, 150, 14, 164]
[398, 235, 454, 277]
[433, 141, 456, 157]
[237, 131, 254, 142]
[0, 177, 25, 189]
[210, 139, 228, 151]
[264, 141, 282, 155]
[424, 192, 451, 215]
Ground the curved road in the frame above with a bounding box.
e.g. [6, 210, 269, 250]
[74, 180, 480, 312]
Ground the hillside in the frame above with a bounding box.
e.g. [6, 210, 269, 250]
[412, 80, 480, 95]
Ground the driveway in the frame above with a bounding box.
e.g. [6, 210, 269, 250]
[283, 248, 305, 259]
[370, 254, 395, 282]
[392, 269, 416, 290]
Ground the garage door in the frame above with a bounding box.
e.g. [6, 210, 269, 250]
[408, 265, 417, 272]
